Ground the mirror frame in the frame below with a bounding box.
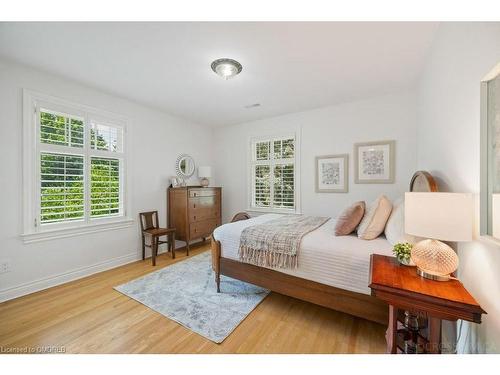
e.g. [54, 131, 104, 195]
[175, 154, 195, 179]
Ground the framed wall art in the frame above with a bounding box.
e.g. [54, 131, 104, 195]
[315, 154, 348, 193]
[354, 140, 395, 184]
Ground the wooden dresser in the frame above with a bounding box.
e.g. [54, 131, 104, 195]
[167, 186, 222, 254]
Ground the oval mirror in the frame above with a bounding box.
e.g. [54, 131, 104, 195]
[176, 154, 195, 179]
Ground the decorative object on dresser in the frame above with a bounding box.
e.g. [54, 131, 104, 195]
[315, 154, 348, 193]
[369, 254, 486, 354]
[139, 211, 176, 266]
[171, 176, 180, 188]
[405, 192, 473, 281]
[354, 140, 395, 184]
[198, 166, 212, 187]
[168, 186, 221, 255]
[175, 154, 196, 185]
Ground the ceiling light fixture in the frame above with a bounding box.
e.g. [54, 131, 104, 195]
[211, 58, 243, 80]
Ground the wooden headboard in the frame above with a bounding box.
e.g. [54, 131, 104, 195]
[409, 171, 438, 192]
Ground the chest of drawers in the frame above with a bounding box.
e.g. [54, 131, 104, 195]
[167, 186, 222, 253]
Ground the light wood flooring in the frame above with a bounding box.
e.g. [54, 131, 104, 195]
[0, 242, 386, 353]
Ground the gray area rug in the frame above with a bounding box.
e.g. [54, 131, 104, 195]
[114, 252, 269, 343]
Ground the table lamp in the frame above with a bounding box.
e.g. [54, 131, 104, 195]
[198, 166, 212, 187]
[404, 192, 473, 281]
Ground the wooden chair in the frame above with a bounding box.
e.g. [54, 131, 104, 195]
[139, 211, 176, 266]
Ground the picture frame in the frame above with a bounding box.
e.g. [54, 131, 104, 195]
[354, 140, 395, 184]
[315, 154, 348, 193]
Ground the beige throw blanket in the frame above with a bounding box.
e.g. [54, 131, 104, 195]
[239, 215, 329, 269]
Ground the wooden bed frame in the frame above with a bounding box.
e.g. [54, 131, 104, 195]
[210, 171, 438, 326]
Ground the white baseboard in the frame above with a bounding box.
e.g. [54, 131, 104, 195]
[0, 252, 139, 303]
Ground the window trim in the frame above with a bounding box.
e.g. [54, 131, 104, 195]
[480, 62, 500, 240]
[22, 89, 132, 242]
[247, 132, 301, 214]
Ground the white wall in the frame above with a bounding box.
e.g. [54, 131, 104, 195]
[213, 91, 418, 223]
[416, 22, 500, 353]
[0, 59, 213, 301]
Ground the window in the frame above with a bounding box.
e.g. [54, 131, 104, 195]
[480, 62, 500, 239]
[249, 135, 299, 212]
[23, 90, 131, 241]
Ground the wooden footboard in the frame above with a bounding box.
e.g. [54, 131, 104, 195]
[210, 233, 388, 325]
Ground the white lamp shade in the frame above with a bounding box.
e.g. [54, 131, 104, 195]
[404, 192, 473, 242]
[198, 166, 212, 178]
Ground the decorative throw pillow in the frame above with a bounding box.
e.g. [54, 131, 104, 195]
[357, 195, 393, 240]
[384, 198, 419, 245]
[334, 201, 366, 236]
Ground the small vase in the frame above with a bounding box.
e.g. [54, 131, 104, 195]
[398, 257, 415, 266]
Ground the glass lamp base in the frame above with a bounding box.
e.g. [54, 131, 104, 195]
[416, 267, 451, 281]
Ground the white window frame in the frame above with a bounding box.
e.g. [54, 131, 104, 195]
[247, 132, 301, 214]
[22, 89, 133, 243]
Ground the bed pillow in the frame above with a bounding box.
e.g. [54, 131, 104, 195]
[334, 201, 366, 236]
[384, 198, 419, 246]
[357, 195, 393, 240]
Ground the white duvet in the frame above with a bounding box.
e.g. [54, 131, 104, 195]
[213, 214, 394, 295]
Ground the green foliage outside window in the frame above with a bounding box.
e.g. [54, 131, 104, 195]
[39, 110, 120, 224]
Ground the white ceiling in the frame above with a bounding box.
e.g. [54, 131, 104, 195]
[0, 22, 438, 127]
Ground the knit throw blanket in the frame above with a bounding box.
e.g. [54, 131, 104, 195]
[239, 215, 329, 269]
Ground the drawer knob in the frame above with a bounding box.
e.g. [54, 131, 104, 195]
[194, 216, 196, 220]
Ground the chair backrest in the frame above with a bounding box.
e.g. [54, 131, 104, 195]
[139, 211, 159, 232]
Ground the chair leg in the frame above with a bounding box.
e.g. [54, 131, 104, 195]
[171, 232, 176, 259]
[141, 235, 146, 260]
[186, 241, 190, 256]
[152, 236, 157, 266]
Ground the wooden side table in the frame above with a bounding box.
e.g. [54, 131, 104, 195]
[369, 254, 486, 354]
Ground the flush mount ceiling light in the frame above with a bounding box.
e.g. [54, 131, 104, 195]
[211, 58, 243, 80]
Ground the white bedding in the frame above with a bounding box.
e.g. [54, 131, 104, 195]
[213, 214, 394, 295]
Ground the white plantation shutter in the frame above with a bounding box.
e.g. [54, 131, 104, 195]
[33, 101, 126, 229]
[40, 153, 85, 223]
[40, 108, 84, 148]
[254, 164, 271, 207]
[90, 157, 121, 217]
[251, 136, 296, 211]
[273, 163, 294, 208]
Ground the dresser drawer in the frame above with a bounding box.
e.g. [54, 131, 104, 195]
[189, 219, 218, 238]
[189, 208, 220, 223]
[189, 188, 218, 198]
[188, 195, 219, 208]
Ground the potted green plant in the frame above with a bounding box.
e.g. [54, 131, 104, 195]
[393, 242, 415, 266]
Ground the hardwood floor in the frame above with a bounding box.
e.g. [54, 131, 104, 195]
[0, 242, 386, 354]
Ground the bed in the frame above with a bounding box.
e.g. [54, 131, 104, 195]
[210, 171, 438, 325]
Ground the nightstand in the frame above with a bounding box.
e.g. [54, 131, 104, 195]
[369, 254, 486, 354]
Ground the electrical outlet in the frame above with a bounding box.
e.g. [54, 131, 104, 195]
[0, 260, 11, 274]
